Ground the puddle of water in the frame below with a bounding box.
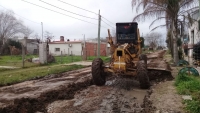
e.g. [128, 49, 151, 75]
[64, 76, 75, 79]
[105, 79, 116, 86]
[124, 89, 147, 104]
[73, 100, 84, 107]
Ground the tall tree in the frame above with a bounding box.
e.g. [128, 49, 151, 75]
[44, 31, 54, 42]
[132, 0, 199, 64]
[22, 26, 33, 37]
[145, 32, 162, 50]
[0, 10, 26, 45]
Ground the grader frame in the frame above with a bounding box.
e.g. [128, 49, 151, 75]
[91, 22, 150, 89]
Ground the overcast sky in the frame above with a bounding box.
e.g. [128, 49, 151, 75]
[0, 0, 166, 42]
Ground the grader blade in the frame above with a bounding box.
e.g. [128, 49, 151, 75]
[146, 50, 173, 81]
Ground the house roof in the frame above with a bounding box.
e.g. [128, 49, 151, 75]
[18, 39, 38, 45]
[49, 41, 82, 44]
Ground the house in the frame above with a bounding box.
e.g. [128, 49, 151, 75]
[19, 38, 38, 54]
[49, 36, 82, 56]
[187, 10, 200, 57]
[48, 36, 107, 56]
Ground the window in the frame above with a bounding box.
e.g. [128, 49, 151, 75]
[55, 48, 60, 52]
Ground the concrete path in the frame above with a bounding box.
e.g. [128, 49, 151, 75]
[0, 66, 20, 69]
[64, 61, 92, 66]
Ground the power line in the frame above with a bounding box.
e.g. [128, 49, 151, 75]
[101, 19, 115, 29]
[57, 0, 115, 25]
[39, 0, 98, 20]
[22, 0, 108, 28]
[101, 16, 115, 25]
[40, 0, 114, 29]
[0, 4, 40, 24]
[58, 0, 98, 15]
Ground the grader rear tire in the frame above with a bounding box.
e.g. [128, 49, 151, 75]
[137, 61, 150, 89]
[91, 58, 106, 86]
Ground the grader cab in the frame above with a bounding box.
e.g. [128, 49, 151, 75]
[91, 22, 171, 89]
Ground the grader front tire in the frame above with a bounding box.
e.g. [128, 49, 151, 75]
[137, 61, 150, 89]
[91, 58, 106, 86]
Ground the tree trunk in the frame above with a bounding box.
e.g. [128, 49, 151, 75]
[172, 20, 179, 64]
[170, 30, 173, 58]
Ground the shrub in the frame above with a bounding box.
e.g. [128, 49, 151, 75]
[175, 74, 193, 86]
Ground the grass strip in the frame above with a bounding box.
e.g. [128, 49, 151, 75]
[175, 73, 200, 113]
[0, 64, 84, 86]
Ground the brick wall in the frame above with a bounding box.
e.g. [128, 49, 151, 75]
[85, 42, 107, 56]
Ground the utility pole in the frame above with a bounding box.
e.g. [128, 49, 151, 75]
[41, 22, 43, 43]
[22, 37, 27, 68]
[97, 10, 101, 58]
[83, 34, 85, 48]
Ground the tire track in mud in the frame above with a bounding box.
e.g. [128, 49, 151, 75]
[0, 79, 92, 113]
[93, 77, 156, 113]
[0, 67, 93, 113]
[0, 50, 174, 113]
[45, 74, 171, 113]
[0, 70, 173, 113]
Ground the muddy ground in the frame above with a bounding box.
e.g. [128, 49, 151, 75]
[0, 50, 182, 113]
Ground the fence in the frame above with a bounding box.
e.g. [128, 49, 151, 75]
[0, 49, 109, 68]
[54, 49, 107, 63]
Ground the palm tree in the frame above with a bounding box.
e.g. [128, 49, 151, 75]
[132, 0, 199, 64]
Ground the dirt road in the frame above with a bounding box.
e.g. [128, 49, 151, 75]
[0, 50, 177, 113]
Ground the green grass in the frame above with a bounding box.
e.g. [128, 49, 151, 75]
[175, 74, 200, 113]
[0, 55, 39, 67]
[53, 55, 82, 64]
[0, 64, 84, 86]
[0, 55, 97, 67]
[0, 55, 109, 86]
[87, 56, 110, 63]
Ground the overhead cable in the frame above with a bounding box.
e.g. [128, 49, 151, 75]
[39, 0, 98, 20]
[22, 0, 99, 26]
[57, 0, 115, 25]
[101, 20, 115, 29]
[0, 4, 40, 24]
[58, 0, 98, 15]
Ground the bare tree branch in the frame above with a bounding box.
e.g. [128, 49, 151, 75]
[0, 10, 28, 44]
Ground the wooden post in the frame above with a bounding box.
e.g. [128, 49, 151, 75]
[61, 51, 63, 63]
[22, 45, 25, 68]
[71, 51, 73, 62]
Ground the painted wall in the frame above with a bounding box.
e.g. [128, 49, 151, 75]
[188, 20, 200, 57]
[49, 42, 82, 56]
[27, 43, 38, 54]
[187, 10, 200, 57]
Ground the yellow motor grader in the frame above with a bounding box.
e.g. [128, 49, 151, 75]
[91, 22, 171, 89]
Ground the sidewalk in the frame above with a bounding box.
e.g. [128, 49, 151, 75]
[0, 66, 20, 69]
[64, 61, 92, 66]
